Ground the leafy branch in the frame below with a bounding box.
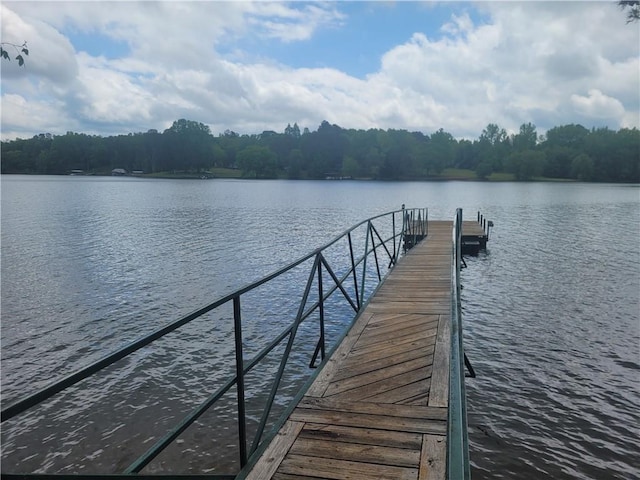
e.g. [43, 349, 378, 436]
[0, 41, 29, 66]
[619, 0, 640, 23]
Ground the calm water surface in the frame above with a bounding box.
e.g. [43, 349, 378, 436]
[1, 176, 639, 478]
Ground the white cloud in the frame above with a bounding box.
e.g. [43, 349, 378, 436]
[366, 2, 639, 136]
[570, 89, 626, 120]
[1, 4, 78, 84]
[70, 53, 155, 124]
[246, 2, 346, 42]
[1, 1, 638, 141]
[1, 93, 73, 137]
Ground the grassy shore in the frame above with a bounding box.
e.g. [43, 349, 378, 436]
[144, 168, 243, 179]
[122, 167, 574, 182]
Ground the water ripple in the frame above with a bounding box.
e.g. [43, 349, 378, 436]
[2, 178, 639, 477]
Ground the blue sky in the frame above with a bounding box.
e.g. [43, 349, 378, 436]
[219, 2, 485, 78]
[1, 2, 638, 140]
[65, 30, 130, 60]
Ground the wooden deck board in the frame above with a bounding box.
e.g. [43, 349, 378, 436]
[277, 454, 419, 480]
[241, 221, 454, 480]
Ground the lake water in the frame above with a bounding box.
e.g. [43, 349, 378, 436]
[1, 175, 639, 478]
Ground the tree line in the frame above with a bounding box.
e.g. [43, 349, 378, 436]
[1, 119, 638, 182]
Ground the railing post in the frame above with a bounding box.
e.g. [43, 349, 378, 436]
[392, 211, 397, 263]
[426, 208, 429, 237]
[309, 257, 327, 369]
[348, 232, 361, 310]
[370, 223, 382, 281]
[233, 296, 248, 467]
[249, 254, 322, 455]
[317, 260, 325, 362]
[360, 221, 371, 306]
[401, 204, 406, 253]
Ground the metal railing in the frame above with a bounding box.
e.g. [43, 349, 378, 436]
[1, 207, 427, 478]
[477, 210, 494, 239]
[401, 203, 428, 250]
[448, 208, 471, 479]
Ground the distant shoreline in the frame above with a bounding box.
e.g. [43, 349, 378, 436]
[1, 170, 590, 183]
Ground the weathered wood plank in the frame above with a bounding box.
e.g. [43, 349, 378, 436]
[278, 454, 418, 480]
[243, 421, 304, 480]
[328, 369, 431, 405]
[419, 435, 447, 480]
[272, 473, 317, 480]
[366, 302, 450, 314]
[298, 397, 447, 421]
[352, 321, 439, 350]
[298, 423, 423, 450]
[366, 312, 439, 330]
[345, 335, 434, 363]
[332, 346, 433, 383]
[462, 220, 486, 236]
[289, 436, 421, 467]
[333, 366, 431, 401]
[323, 360, 432, 398]
[291, 408, 447, 435]
[328, 369, 432, 403]
[347, 329, 436, 359]
[305, 311, 374, 398]
[289, 408, 446, 435]
[428, 314, 450, 407]
[364, 378, 431, 405]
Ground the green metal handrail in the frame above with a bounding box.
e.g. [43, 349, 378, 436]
[448, 208, 471, 479]
[1, 207, 427, 478]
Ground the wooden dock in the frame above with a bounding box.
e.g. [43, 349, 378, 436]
[239, 221, 458, 480]
[461, 220, 488, 254]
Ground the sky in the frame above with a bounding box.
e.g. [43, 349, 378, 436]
[1, 1, 639, 141]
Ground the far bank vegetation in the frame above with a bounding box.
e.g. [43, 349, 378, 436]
[2, 120, 638, 183]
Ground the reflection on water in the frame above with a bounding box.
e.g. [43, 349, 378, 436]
[1, 176, 639, 478]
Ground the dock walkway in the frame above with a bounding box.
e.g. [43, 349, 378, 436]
[240, 221, 456, 480]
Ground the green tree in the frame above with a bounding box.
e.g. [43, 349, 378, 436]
[284, 123, 301, 138]
[211, 144, 228, 168]
[512, 122, 537, 151]
[163, 119, 213, 172]
[300, 121, 348, 178]
[237, 145, 278, 178]
[475, 161, 493, 180]
[287, 149, 304, 179]
[613, 128, 640, 182]
[480, 123, 508, 146]
[571, 153, 594, 181]
[218, 130, 243, 168]
[544, 124, 589, 149]
[382, 129, 419, 179]
[518, 151, 545, 180]
[425, 129, 456, 175]
[454, 139, 478, 170]
[259, 129, 296, 170]
[543, 146, 574, 179]
[144, 129, 164, 173]
[506, 150, 545, 180]
[478, 123, 509, 172]
[341, 155, 360, 178]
